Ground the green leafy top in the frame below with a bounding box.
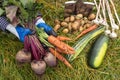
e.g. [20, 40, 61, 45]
[1, 0, 43, 25]
[0, 8, 4, 16]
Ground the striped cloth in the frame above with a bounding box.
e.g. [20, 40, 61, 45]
[0, 16, 9, 31]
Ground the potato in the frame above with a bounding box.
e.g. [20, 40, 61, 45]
[62, 28, 69, 33]
[64, 17, 70, 22]
[70, 15, 75, 22]
[72, 21, 80, 30]
[83, 17, 88, 24]
[75, 14, 83, 20]
[88, 13, 96, 21]
[54, 19, 60, 24]
[75, 20, 81, 23]
[61, 22, 68, 27]
[85, 23, 92, 28]
[68, 22, 72, 31]
[54, 24, 61, 32]
[83, 17, 88, 20]
[80, 20, 85, 26]
[79, 26, 84, 32]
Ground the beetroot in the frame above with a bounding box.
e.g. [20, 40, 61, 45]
[44, 52, 57, 67]
[31, 60, 46, 75]
[16, 49, 31, 63]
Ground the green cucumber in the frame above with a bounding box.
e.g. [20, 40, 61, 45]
[68, 26, 105, 62]
[88, 34, 109, 68]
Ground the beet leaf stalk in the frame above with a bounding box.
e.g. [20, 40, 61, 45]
[36, 27, 54, 48]
[24, 34, 46, 61]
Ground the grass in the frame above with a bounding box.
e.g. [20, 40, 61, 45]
[0, 0, 120, 80]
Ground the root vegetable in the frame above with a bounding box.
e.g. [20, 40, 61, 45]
[72, 21, 80, 30]
[79, 26, 84, 32]
[85, 23, 92, 28]
[70, 15, 75, 22]
[54, 24, 61, 32]
[49, 48, 73, 69]
[75, 14, 83, 20]
[48, 35, 74, 52]
[16, 49, 31, 63]
[54, 19, 61, 24]
[80, 20, 85, 26]
[44, 52, 57, 67]
[64, 17, 70, 22]
[88, 13, 96, 20]
[62, 28, 69, 33]
[83, 17, 89, 24]
[75, 24, 98, 40]
[56, 47, 75, 54]
[61, 22, 68, 27]
[31, 60, 46, 75]
[83, 17, 88, 20]
[57, 36, 71, 41]
[68, 22, 72, 31]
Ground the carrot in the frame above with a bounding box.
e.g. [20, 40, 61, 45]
[48, 35, 74, 52]
[49, 48, 73, 69]
[75, 24, 98, 40]
[56, 47, 75, 54]
[57, 36, 72, 41]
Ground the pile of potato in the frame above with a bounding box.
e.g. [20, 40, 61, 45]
[54, 13, 96, 34]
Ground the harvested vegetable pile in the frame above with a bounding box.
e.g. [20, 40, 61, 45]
[0, 0, 120, 80]
[54, 13, 96, 34]
[0, 0, 75, 75]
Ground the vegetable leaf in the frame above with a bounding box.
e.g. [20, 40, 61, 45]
[0, 8, 4, 16]
[5, 5, 18, 22]
[19, 0, 35, 9]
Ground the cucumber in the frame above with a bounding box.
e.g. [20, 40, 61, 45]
[88, 34, 109, 68]
[68, 26, 105, 61]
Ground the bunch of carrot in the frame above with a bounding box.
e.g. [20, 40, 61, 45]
[36, 28, 75, 69]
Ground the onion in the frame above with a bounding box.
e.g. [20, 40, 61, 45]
[109, 31, 117, 38]
[16, 49, 31, 63]
[105, 30, 111, 35]
[44, 52, 57, 67]
[31, 60, 46, 75]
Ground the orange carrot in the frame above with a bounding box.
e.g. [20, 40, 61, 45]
[56, 47, 75, 54]
[49, 48, 73, 69]
[75, 24, 98, 40]
[57, 36, 72, 41]
[48, 35, 74, 52]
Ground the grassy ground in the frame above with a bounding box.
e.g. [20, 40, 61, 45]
[0, 0, 120, 80]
